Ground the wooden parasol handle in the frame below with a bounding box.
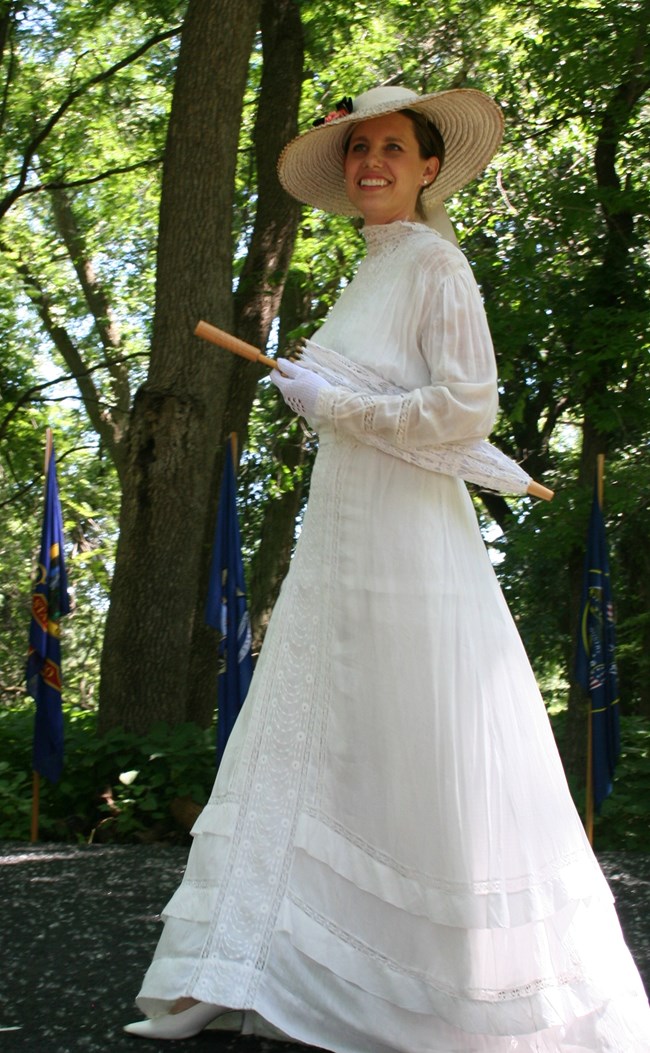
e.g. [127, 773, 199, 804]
[527, 479, 554, 501]
[194, 320, 278, 369]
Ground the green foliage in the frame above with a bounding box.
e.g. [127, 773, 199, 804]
[529, 709, 650, 852]
[492, 447, 650, 716]
[0, 703, 217, 843]
[0, 0, 179, 716]
[0, 0, 649, 738]
[593, 717, 650, 851]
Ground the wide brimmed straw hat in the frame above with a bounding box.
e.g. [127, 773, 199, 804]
[278, 85, 504, 217]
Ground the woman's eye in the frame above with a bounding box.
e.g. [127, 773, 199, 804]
[351, 142, 367, 153]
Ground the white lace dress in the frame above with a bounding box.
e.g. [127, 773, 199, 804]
[136, 221, 650, 1051]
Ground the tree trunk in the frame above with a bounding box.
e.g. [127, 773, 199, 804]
[99, 0, 304, 734]
[98, 0, 262, 734]
[185, 0, 304, 726]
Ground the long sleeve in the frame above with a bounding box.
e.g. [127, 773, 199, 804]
[313, 257, 498, 449]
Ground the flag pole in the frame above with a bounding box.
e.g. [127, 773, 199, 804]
[30, 428, 53, 843]
[584, 454, 605, 847]
[585, 707, 594, 846]
[30, 771, 40, 843]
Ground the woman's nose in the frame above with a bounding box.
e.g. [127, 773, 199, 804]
[364, 147, 382, 168]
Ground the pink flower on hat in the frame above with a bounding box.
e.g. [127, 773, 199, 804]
[312, 96, 353, 127]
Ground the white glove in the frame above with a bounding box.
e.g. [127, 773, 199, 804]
[271, 358, 332, 422]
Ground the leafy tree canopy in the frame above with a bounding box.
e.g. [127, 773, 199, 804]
[0, 0, 648, 757]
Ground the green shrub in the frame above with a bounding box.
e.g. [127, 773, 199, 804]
[0, 704, 217, 843]
[592, 717, 650, 852]
[546, 710, 650, 853]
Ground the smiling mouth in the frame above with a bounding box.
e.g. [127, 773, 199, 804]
[359, 178, 390, 188]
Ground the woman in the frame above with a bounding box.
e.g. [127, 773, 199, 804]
[125, 86, 650, 1050]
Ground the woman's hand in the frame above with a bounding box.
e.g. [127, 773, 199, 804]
[271, 358, 332, 423]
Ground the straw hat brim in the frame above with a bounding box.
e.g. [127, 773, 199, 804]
[277, 87, 504, 215]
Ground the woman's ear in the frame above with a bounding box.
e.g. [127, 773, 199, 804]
[422, 157, 441, 186]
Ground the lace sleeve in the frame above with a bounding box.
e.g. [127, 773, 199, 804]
[313, 262, 498, 449]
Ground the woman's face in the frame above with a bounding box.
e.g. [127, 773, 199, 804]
[343, 112, 440, 226]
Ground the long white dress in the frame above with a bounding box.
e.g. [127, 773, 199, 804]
[136, 221, 650, 1051]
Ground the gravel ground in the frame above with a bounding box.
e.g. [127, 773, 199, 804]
[0, 843, 648, 1053]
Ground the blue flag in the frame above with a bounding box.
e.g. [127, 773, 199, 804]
[574, 477, 620, 813]
[206, 439, 253, 762]
[27, 446, 70, 784]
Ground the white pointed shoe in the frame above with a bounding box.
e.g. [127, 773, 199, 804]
[123, 1002, 227, 1040]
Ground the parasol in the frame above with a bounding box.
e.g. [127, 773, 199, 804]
[194, 320, 554, 502]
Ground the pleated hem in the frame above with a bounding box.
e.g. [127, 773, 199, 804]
[292, 810, 613, 929]
[136, 927, 650, 1053]
[163, 804, 613, 934]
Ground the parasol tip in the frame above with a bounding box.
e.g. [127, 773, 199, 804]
[527, 479, 554, 502]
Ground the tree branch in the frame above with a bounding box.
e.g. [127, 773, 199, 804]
[594, 54, 650, 245]
[0, 236, 140, 478]
[18, 155, 163, 197]
[228, 0, 303, 439]
[49, 187, 131, 425]
[0, 351, 146, 445]
[0, 23, 180, 220]
[0, 1, 23, 135]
